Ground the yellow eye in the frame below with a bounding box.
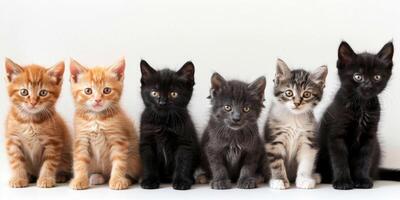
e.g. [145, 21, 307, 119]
[84, 88, 92, 95]
[243, 106, 250, 113]
[170, 92, 178, 98]
[39, 90, 48, 97]
[285, 90, 293, 97]
[303, 91, 312, 98]
[20, 89, 29, 96]
[151, 91, 159, 97]
[224, 105, 232, 112]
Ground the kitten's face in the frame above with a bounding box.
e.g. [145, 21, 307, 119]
[210, 73, 266, 130]
[337, 41, 394, 99]
[5, 58, 65, 114]
[274, 59, 327, 114]
[140, 60, 195, 113]
[70, 59, 125, 112]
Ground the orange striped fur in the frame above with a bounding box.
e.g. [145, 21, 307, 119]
[4, 58, 72, 188]
[69, 59, 141, 190]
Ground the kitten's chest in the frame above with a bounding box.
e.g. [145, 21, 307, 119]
[225, 142, 243, 166]
[19, 123, 45, 171]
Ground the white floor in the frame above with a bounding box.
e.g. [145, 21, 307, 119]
[1, 180, 399, 200]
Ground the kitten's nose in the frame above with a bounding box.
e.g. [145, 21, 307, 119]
[294, 102, 301, 107]
[158, 97, 167, 105]
[232, 112, 241, 123]
[30, 101, 38, 107]
[95, 99, 102, 103]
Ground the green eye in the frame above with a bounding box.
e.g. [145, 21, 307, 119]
[303, 91, 312, 98]
[243, 106, 250, 113]
[84, 88, 92, 95]
[151, 91, 160, 97]
[285, 90, 293, 97]
[170, 92, 178, 98]
[39, 90, 48, 97]
[20, 89, 29, 96]
[224, 105, 232, 112]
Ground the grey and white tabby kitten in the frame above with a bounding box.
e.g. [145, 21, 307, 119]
[264, 59, 328, 189]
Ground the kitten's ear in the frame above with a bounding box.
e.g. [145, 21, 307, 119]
[47, 61, 65, 85]
[377, 41, 394, 63]
[177, 61, 195, 84]
[109, 58, 125, 81]
[210, 72, 226, 98]
[275, 58, 291, 84]
[5, 58, 23, 82]
[248, 76, 266, 102]
[338, 41, 357, 66]
[70, 58, 87, 83]
[140, 59, 156, 81]
[310, 65, 328, 87]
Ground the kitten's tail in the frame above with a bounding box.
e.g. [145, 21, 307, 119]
[378, 168, 400, 181]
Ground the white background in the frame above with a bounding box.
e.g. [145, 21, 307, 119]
[0, 0, 399, 199]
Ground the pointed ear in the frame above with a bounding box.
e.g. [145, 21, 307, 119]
[47, 61, 65, 85]
[177, 61, 195, 84]
[108, 58, 125, 81]
[70, 58, 87, 83]
[310, 65, 328, 87]
[5, 58, 24, 82]
[248, 76, 266, 102]
[140, 59, 156, 81]
[338, 41, 357, 66]
[210, 72, 226, 98]
[377, 41, 394, 63]
[275, 58, 291, 84]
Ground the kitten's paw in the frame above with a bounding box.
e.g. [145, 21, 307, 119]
[296, 176, 316, 189]
[237, 177, 257, 189]
[313, 173, 322, 184]
[9, 177, 29, 188]
[195, 174, 209, 184]
[210, 179, 232, 190]
[89, 174, 105, 185]
[172, 178, 193, 190]
[333, 178, 354, 190]
[141, 178, 160, 189]
[70, 177, 89, 190]
[37, 176, 56, 188]
[109, 177, 131, 190]
[354, 178, 373, 189]
[269, 179, 290, 190]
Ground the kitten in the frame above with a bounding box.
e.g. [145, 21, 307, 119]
[4, 58, 72, 188]
[139, 60, 200, 190]
[69, 59, 141, 190]
[264, 59, 327, 190]
[316, 41, 400, 190]
[200, 73, 266, 189]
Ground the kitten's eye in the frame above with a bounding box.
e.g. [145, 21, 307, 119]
[373, 75, 382, 82]
[303, 91, 312, 98]
[39, 90, 48, 97]
[20, 89, 29, 96]
[353, 73, 363, 82]
[84, 88, 92, 95]
[103, 87, 112, 94]
[224, 105, 232, 112]
[170, 92, 178, 98]
[243, 106, 251, 113]
[285, 90, 293, 97]
[151, 91, 160, 97]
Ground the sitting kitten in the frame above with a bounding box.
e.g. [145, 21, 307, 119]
[69, 59, 141, 190]
[316, 41, 400, 190]
[264, 59, 327, 190]
[200, 73, 267, 189]
[139, 60, 200, 190]
[5, 58, 72, 188]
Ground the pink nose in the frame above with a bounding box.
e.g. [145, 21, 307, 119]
[95, 99, 102, 103]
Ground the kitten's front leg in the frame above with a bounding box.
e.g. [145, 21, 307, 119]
[207, 148, 232, 190]
[172, 146, 194, 190]
[352, 137, 375, 189]
[237, 153, 258, 189]
[37, 139, 62, 188]
[140, 143, 160, 189]
[295, 142, 318, 189]
[6, 137, 29, 188]
[109, 139, 131, 190]
[328, 134, 353, 190]
[70, 136, 90, 190]
[266, 143, 290, 189]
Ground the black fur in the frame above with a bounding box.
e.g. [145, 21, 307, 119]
[316, 41, 399, 190]
[139, 60, 200, 190]
[200, 73, 267, 189]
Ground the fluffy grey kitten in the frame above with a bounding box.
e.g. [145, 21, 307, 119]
[264, 59, 328, 189]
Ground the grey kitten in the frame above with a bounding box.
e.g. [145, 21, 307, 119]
[199, 72, 267, 189]
[264, 59, 327, 189]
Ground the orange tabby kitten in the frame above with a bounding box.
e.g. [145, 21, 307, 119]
[69, 58, 141, 190]
[4, 58, 72, 188]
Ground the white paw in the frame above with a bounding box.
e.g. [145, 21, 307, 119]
[90, 174, 105, 185]
[269, 179, 289, 190]
[313, 173, 321, 184]
[296, 176, 316, 189]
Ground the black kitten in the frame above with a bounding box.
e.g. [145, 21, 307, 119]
[200, 73, 267, 189]
[316, 41, 400, 190]
[139, 60, 200, 190]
